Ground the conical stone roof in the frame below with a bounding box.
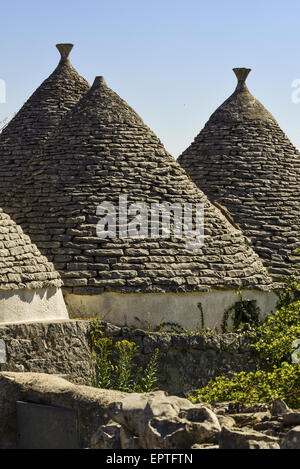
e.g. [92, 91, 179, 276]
[0, 208, 62, 291]
[178, 68, 300, 277]
[16, 76, 273, 295]
[0, 43, 89, 209]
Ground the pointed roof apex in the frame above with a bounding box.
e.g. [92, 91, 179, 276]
[92, 76, 107, 88]
[233, 68, 251, 91]
[56, 43, 74, 62]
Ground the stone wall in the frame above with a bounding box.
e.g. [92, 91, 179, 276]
[0, 319, 261, 396]
[0, 372, 126, 449]
[1, 372, 298, 449]
[0, 320, 93, 385]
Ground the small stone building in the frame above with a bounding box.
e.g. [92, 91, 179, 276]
[12, 76, 277, 329]
[0, 209, 67, 323]
[0, 44, 89, 218]
[178, 68, 300, 277]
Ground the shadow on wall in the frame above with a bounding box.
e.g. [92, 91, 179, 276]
[0, 288, 69, 324]
[3, 287, 57, 303]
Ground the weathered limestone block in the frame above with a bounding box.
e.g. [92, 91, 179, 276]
[219, 426, 279, 449]
[280, 426, 300, 449]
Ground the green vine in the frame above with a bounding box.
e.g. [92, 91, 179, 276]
[197, 302, 205, 329]
[275, 275, 300, 309]
[221, 290, 261, 333]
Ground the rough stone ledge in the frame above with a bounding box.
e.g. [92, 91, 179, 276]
[0, 319, 262, 396]
[0, 373, 299, 449]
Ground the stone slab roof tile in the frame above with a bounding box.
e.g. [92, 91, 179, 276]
[0, 44, 90, 207]
[0, 208, 62, 290]
[12, 75, 274, 294]
[178, 68, 300, 277]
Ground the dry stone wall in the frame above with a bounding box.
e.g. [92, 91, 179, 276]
[0, 320, 261, 396]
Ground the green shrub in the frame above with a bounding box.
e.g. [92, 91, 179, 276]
[113, 340, 140, 392]
[91, 336, 114, 389]
[189, 363, 300, 408]
[190, 275, 300, 408]
[252, 300, 300, 366]
[135, 347, 160, 393]
[90, 320, 160, 393]
[275, 275, 300, 309]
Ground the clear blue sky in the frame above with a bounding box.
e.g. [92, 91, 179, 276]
[1, 0, 300, 157]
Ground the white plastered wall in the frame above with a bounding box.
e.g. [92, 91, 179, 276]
[64, 289, 278, 330]
[0, 287, 69, 324]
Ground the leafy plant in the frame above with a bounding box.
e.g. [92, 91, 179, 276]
[190, 285, 300, 407]
[275, 275, 300, 309]
[113, 340, 139, 392]
[90, 320, 160, 393]
[91, 336, 113, 389]
[251, 300, 300, 366]
[136, 348, 160, 393]
[189, 363, 300, 408]
[221, 290, 261, 333]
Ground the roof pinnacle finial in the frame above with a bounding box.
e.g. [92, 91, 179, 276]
[56, 43, 74, 62]
[92, 76, 107, 88]
[233, 68, 251, 91]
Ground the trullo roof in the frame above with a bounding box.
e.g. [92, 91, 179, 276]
[0, 43, 89, 207]
[16, 75, 273, 294]
[0, 208, 61, 290]
[178, 68, 300, 277]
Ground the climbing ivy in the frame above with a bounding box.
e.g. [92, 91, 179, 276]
[221, 290, 261, 333]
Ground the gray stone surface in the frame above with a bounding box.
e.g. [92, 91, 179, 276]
[0, 320, 262, 395]
[96, 392, 221, 449]
[7, 73, 274, 294]
[0, 372, 297, 449]
[2, 372, 222, 450]
[271, 398, 291, 416]
[17, 401, 79, 449]
[0, 339, 6, 363]
[280, 426, 300, 449]
[178, 68, 300, 277]
[0, 320, 93, 385]
[283, 412, 300, 426]
[96, 321, 263, 395]
[0, 209, 61, 291]
[0, 43, 89, 210]
[0, 371, 127, 449]
[219, 426, 279, 449]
